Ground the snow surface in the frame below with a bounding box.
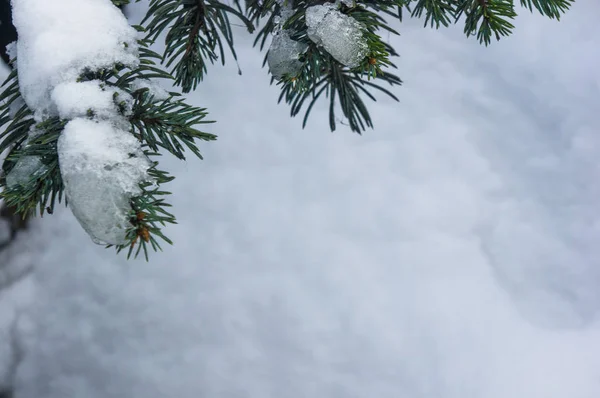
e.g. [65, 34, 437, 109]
[2, 2, 600, 398]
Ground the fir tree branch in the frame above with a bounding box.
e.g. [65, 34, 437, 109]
[246, 0, 279, 24]
[0, 36, 216, 260]
[1, 122, 65, 218]
[260, 0, 402, 133]
[454, 0, 517, 45]
[401, 0, 571, 45]
[276, 45, 401, 134]
[130, 90, 216, 160]
[519, 0, 573, 19]
[0, 0, 576, 259]
[143, 0, 255, 92]
[406, 0, 456, 28]
[109, 162, 178, 261]
[0, 70, 66, 219]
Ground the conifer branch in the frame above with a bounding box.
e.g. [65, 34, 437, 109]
[0, 0, 575, 259]
[257, 0, 402, 133]
[143, 0, 255, 92]
[0, 34, 215, 260]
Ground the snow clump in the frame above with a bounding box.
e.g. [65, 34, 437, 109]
[11, 0, 151, 245]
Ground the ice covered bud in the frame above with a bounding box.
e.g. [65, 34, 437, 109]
[5, 156, 48, 189]
[268, 30, 308, 80]
[57, 119, 151, 245]
[305, 4, 369, 68]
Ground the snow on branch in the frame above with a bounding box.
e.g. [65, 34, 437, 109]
[0, 0, 215, 259]
[11, 0, 149, 245]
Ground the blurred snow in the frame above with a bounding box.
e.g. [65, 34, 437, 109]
[2, 2, 600, 398]
[0, 235, 35, 392]
[0, 220, 10, 245]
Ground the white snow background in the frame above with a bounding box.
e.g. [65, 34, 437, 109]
[1, 1, 600, 397]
